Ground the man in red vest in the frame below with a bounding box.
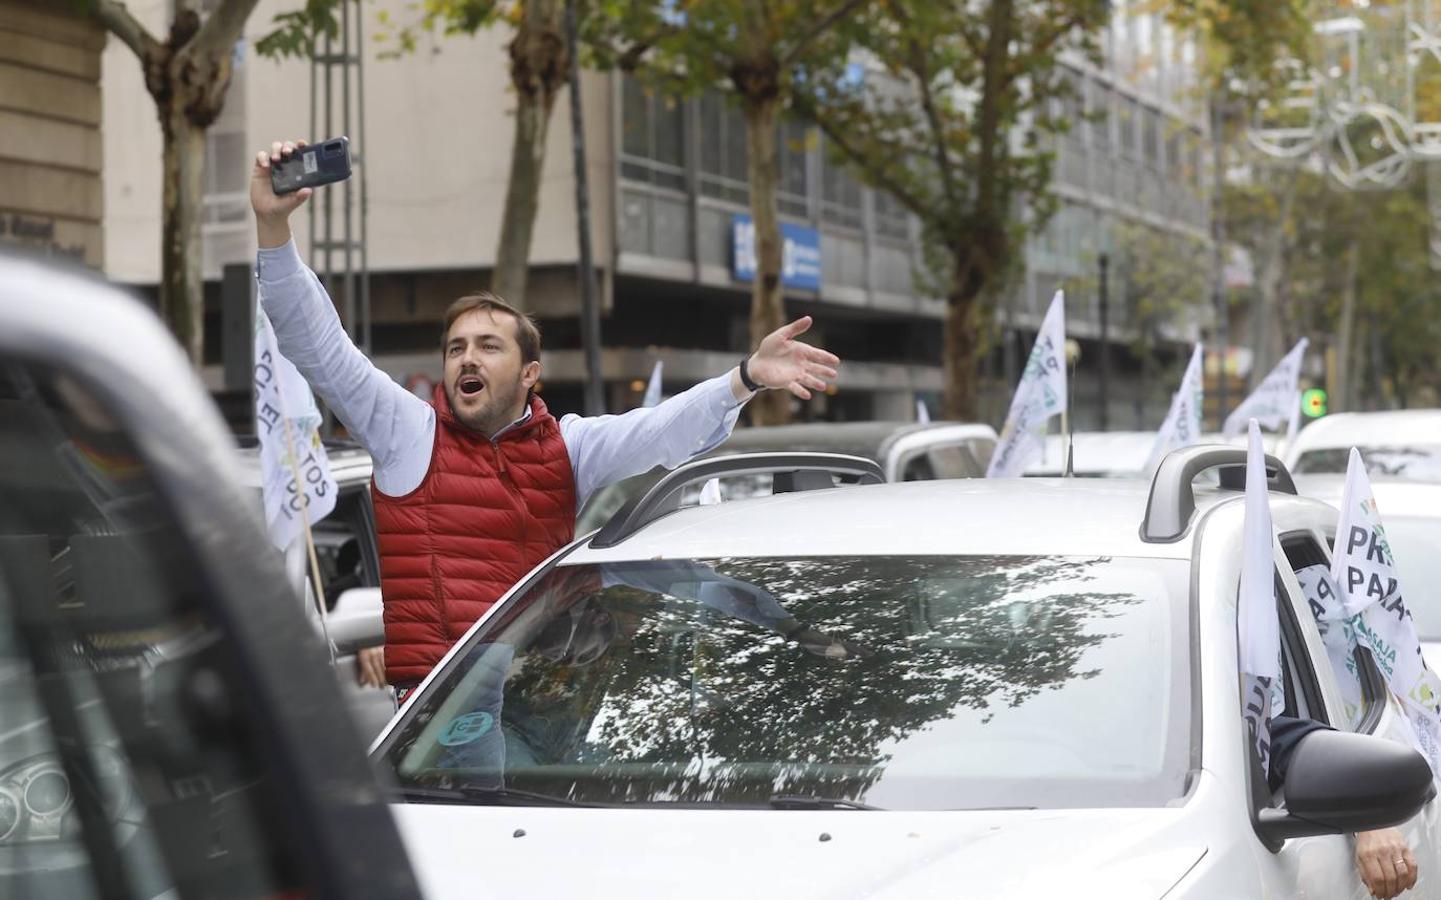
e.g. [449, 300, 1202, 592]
[251, 140, 841, 697]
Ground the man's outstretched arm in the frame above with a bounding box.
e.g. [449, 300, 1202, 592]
[252, 140, 433, 496]
[562, 316, 840, 509]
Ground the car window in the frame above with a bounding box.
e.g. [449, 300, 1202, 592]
[0, 362, 312, 899]
[1293, 445, 1441, 481]
[1283, 536, 1386, 733]
[901, 443, 984, 481]
[379, 554, 1193, 811]
[313, 484, 378, 609]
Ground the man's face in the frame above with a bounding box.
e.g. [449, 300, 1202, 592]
[442, 309, 539, 436]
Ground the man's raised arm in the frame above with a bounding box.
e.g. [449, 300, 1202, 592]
[251, 140, 432, 495]
[561, 316, 840, 509]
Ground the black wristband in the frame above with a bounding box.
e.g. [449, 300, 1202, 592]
[739, 357, 764, 392]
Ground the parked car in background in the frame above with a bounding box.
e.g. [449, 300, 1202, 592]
[376, 446, 1437, 899]
[576, 420, 997, 533]
[1295, 473, 1441, 669]
[1284, 410, 1441, 481]
[234, 440, 394, 741]
[0, 253, 421, 899]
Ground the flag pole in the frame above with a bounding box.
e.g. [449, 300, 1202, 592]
[281, 414, 336, 666]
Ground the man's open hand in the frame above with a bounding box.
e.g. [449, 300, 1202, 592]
[251, 139, 313, 248]
[356, 645, 387, 689]
[746, 316, 840, 400]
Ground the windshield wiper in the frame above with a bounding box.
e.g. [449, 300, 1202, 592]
[393, 785, 597, 808]
[769, 794, 881, 810]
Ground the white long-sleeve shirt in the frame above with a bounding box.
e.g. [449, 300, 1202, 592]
[255, 240, 751, 507]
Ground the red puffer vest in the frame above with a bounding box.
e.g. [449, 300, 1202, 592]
[372, 386, 576, 685]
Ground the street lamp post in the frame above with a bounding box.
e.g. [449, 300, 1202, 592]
[566, 0, 605, 416]
[1098, 252, 1109, 432]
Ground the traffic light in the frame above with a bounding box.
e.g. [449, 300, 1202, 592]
[1302, 388, 1328, 418]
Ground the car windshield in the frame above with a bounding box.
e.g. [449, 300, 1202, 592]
[1385, 518, 1441, 640]
[379, 554, 1192, 811]
[1294, 445, 1441, 481]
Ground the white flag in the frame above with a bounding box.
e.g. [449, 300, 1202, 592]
[1331, 447, 1441, 777]
[1222, 338, 1308, 438]
[254, 310, 337, 552]
[1145, 343, 1205, 472]
[1284, 389, 1302, 448]
[1239, 419, 1283, 773]
[1295, 563, 1366, 728]
[987, 291, 1067, 477]
[698, 477, 723, 506]
[642, 360, 664, 408]
[916, 398, 931, 425]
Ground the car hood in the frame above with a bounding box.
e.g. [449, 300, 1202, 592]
[391, 803, 1205, 899]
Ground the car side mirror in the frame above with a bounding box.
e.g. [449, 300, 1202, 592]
[328, 587, 384, 652]
[1258, 729, 1436, 843]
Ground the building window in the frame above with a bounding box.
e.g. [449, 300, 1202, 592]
[1117, 98, 1139, 161]
[1090, 84, 1112, 153]
[621, 76, 686, 193]
[874, 189, 910, 242]
[698, 92, 749, 206]
[820, 140, 864, 232]
[777, 119, 811, 218]
[1141, 106, 1161, 171]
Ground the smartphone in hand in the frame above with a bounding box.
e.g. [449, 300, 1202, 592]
[271, 137, 352, 195]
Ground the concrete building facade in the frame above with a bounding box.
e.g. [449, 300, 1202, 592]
[0, 0, 105, 268]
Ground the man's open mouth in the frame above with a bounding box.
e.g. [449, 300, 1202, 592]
[459, 376, 484, 396]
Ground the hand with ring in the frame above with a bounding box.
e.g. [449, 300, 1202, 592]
[1354, 827, 1418, 899]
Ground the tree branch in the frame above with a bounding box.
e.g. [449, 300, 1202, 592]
[801, 98, 929, 220]
[191, 0, 262, 60]
[777, 0, 869, 70]
[91, 0, 161, 61]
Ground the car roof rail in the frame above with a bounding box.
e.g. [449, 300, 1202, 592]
[589, 452, 884, 549]
[1141, 443, 1297, 543]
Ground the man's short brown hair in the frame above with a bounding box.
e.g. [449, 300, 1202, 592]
[441, 292, 541, 364]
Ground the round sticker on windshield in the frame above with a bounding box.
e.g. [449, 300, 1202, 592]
[437, 711, 494, 746]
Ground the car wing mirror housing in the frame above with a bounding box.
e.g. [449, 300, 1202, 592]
[328, 586, 384, 652]
[1258, 729, 1436, 844]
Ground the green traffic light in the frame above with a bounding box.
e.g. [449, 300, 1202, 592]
[1302, 388, 1328, 418]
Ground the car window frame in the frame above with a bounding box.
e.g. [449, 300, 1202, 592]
[0, 253, 421, 900]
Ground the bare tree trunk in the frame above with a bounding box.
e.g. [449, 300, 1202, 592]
[742, 91, 790, 425]
[491, 0, 567, 306]
[943, 275, 984, 422]
[160, 111, 208, 365]
[1335, 239, 1359, 411]
[1250, 169, 1299, 377]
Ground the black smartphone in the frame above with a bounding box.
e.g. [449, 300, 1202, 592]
[270, 137, 352, 195]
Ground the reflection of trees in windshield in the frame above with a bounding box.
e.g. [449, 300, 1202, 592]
[487, 556, 1143, 805]
[1296, 446, 1441, 480]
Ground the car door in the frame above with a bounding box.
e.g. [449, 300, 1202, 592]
[0, 253, 423, 899]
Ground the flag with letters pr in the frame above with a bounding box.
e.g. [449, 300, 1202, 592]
[1331, 447, 1441, 777]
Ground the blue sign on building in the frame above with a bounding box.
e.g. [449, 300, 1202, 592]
[732, 214, 822, 292]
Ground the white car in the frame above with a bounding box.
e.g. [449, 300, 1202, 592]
[374, 448, 1438, 899]
[1285, 410, 1441, 481]
[1295, 474, 1441, 669]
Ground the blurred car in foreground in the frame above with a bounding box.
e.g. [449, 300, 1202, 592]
[0, 253, 421, 899]
[1284, 410, 1441, 481]
[375, 447, 1437, 899]
[1295, 473, 1441, 669]
[576, 420, 996, 532]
